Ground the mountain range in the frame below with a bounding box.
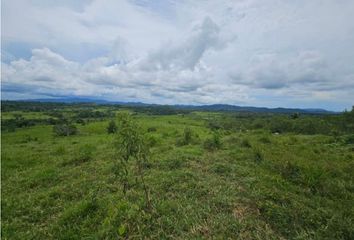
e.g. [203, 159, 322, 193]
[17, 97, 336, 114]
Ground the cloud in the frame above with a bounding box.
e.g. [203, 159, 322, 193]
[2, 17, 227, 104]
[2, 0, 354, 110]
[3, 48, 84, 96]
[140, 17, 221, 71]
[229, 51, 338, 90]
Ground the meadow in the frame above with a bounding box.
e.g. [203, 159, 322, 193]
[1, 102, 354, 239]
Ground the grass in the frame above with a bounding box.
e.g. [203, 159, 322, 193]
[1, 110, 354, 239]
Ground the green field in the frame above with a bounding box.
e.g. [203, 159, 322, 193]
[1, 102, 354, 239]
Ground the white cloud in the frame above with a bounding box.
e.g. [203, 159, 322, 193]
[229, 50, 342, 90]
[2, 0, 354, 110]
[140, 17, 222, 71]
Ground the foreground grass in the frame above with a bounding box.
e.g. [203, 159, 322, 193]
[2, 113, 354, 239]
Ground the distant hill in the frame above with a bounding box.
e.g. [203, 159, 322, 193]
[174, 104, 335, 114]
[16, 97, 335, 114]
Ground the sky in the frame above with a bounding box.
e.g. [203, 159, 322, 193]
[1, 0, 354, 111]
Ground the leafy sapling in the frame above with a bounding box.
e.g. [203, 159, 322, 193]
[113, 113, 151, 209]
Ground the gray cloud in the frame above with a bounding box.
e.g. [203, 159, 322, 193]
[229, 50, 353, 93]
[2, 0, 354, 110]
[141, 17, 221, 71]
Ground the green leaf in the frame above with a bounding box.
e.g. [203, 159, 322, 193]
[118, 224, 126, 236]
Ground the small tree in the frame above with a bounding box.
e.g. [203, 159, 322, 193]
[183, 127, 192, 144]
[53, 124, 77, 136]
[344, 106, 354, 121]
[107, 120, 117, 134]
[76, 118, 86, 125]
[290, 112, 300, 119]
[203, 131, 222, 151]
[114, 113, 151, 208]
[176, 127, 195, 146]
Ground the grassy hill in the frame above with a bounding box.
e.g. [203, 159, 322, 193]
[1, 102, 354, 239]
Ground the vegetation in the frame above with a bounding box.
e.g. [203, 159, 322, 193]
[53, 124, 78, 136]
[204, 131, 222, 151]
[107, 120, 117, 134]
[113, 113, 151, 209]
[1, 101, 354, 239]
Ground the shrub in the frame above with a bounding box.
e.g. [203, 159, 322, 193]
[258, 136, 271, 144]
[301, 167, 327, 194]
[77, 110, 114, 119]
[1, 116, 37, 131]
[253, 122, 264, 129]
[207, 121, 222, 130]
[21, 134, 38, 143]
[146, 135, 158, 147]
[203, 131, 222, 151]
[210, 163, 231, 175]
[76, 118, 86, 125]
[289, 136, 298, 144]
[62, 144, 95, 166]
[241, 139, 251, 148]
[183, 127, 193, 145]
[279, 161, 301, 183]
[296, 119, 318, 135]
[77, 144, 94, 162]
[147, 127, 157, 132]
[270, 118, 293, 133]
[176, 127, 193, 146]
[107, 120, 117, 134]
[253, 148, 264, 163]
[54, 145, 66, 155]
[344, 134, 354, 144]
[290, 113, 300, 119]
[164, 157, 184, 170]
[53, 124, 77, 136]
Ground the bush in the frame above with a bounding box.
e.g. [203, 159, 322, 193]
[258, 136, 271, 144]
[53, 124, 77, 136]
[163, 157, 184, 170]
[176, 127, 193, 146]
[203, 132, 222, 151]
[61, 144, 95, 166]
[76, 118, 86, 125]
[77, 110, 114, 119]
[1, 116, 37, 131]
[252, 121, 264, 129]
[207, 121, 222, 130]
[290, 113, 300, 119]
[76, 144, 94, 163]
[301, 167, 327, 194]
[183, 127, 193, 145]
[210, 163, 231, 175]
[253, 148, 264, 163]
[270, 118, 293, 133]
[21, 135, 38, 143]
[54, 146, 66, 155]
[107, 120, 117, 134]
[241, 139, 251, 148]
[279, 161, 301, 183]
[146, 135, 158, 147]
[147, 127, 157, 132]
[344, 134, 354, 144]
